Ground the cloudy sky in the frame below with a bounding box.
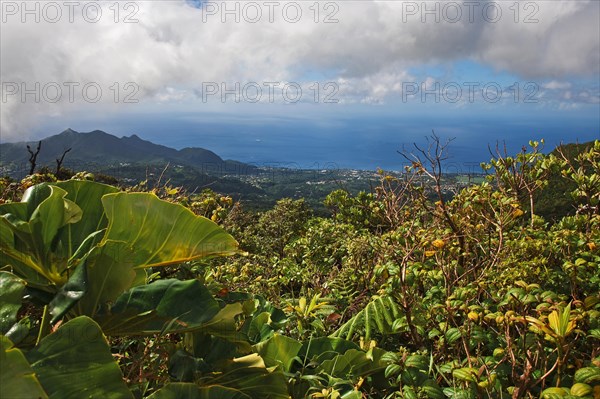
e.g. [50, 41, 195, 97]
[1, 0, 599, 168]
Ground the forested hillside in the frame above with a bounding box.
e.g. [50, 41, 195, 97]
[1, 139, 599, 399]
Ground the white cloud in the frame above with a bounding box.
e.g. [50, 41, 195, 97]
[153, 87, 191, 103]
[335, 68, 414, 104]
[543, 81, 572, 90]
[1, 0, 598, 140]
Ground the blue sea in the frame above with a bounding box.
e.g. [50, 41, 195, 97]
[35, 111, 599, 172]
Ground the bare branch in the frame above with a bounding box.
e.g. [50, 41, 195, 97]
[55, 148, 72, 175]
[26, 141, 42, 175]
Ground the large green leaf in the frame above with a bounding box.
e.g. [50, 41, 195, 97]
[0, 271, 26, 334]
[148, 383, 251, 399]
[74, 241, 140, 317]
[241, 296, 288, 344]
[27, 185, 82, 260]
[179, 303, 254, 364]
[0, 181, 113, 293]
[0, 335, 48, 399]
[182, 334, 239, 368]
[254, 333, 303, 371]
[295, 337, 360, 367]
[0, 219, 49, 288]
[319, 347, 388, 379]
[193, 302, 250, 347]
[199, 354, 289, 399]
[3, 184, 239, 321]
[51, 180, 119, 258]
[97, 279, 220, 335]
[151, 355, 289, 399]
[77, 192, 238, 316]
[101, 192, 239, 267]
[26, 316, 133, 399]
[48, 261, 88, 323]
[0, 185, 82, 288]
[0, 181, 120, 320]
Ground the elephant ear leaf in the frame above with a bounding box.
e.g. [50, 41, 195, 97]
[52, 180, 119, 258]
[98, 279, 221, 336]
[0, 185, 83, 288]
[254, 334, 303, 372]
[100, 192, 239, 267]
[48, 261, 88, 324]
[148, 383, 251, 399]
[0, 272, 26, 334]
[26, 316, 133, 399]
[26, 185, 82, 257]
[1, 335, 48, 399]
[149, 355, 289, 399]
[0, 181, 117, 286]
[78, 192, 239, 316]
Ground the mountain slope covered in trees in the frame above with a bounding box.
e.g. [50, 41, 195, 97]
[0, 128, 251, 173]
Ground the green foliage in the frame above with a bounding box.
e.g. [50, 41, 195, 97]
[558, 140, 600, 213]
[97, 279, 222, 336]
[285, 293, 336, 339]
[332, 296, 403, 341]
[253, 197, 312, 256]
[2, 140, 600, 398]
[0, 272, 26, 335]
[3, 317, 132, 399]
[325, 189, 384, 231]
[1, 335, 47, 399]
[0, 180, 278, 397]
[158, 353, 289, 399]
[0, 181, 238, 324]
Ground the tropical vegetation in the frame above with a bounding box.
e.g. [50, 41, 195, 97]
[1, 139, 599, 399]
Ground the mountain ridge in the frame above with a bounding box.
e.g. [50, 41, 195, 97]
[0, 129, 250, 174]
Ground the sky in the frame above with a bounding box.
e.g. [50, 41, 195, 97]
[1, 0, 599, 169]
